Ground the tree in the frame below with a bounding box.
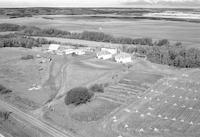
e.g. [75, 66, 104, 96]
[89, 84, 104, 93]
[65, 87, 93, 106]
[156, 39, 170, 46]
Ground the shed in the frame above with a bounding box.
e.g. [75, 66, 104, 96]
[101, 48, 117, 55]
[97, 50, 113, 60]
[48, 44, 60, 51]
[115, 53, 132, 63]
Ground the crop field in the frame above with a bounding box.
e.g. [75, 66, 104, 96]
[109, 70, 200, 137]
[99, 71, 163, 104]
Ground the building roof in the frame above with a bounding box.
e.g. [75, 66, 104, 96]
[48, 44, 60, 50]
[115, 53, 131, 59]
[97, 50, 112, 56]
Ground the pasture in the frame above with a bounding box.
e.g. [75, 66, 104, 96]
[1, 15, 200, 47]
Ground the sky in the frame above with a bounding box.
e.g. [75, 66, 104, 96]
[0, 0, 200, 7]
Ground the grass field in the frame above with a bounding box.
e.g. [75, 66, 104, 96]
[0, 47, 53, 109]
[1, 15, 200, 47]
[0, 108, 49, 137]
[70, 98, 120, 122]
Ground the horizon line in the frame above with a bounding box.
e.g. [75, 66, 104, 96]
[0, 6, 200, 9]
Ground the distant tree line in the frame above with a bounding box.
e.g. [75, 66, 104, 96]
[0, 34, 58, 48]
[20, 27, 156, 46]
[0, 23, 170, 47]
[0, 23, 26, 32]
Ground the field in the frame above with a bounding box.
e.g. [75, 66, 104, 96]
[0, 48, 55, 109]
[1, 15, 200, 47]
[105, 70, 200, 137]
[1, 45, 200, 137]
[0, 108, 50, 137]
[1, 9, 200, 137]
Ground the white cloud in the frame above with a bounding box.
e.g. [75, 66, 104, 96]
[0, 0, 121, 7]
[0, 0, 200, 7]
[121, 0, 200, 7]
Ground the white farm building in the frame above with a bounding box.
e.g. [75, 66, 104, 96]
[48, 44, 60, 51]
[101, 48, 117, 55]
[64, 49, 85, 55]
[96, 51, 113, 60]
[115, 53, 132, 63]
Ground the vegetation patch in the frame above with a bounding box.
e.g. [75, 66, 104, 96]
[0, 84, 12, 95]
[0, 23, 25, 32]
[89, 84, 105, 93]
[21, 55, 34, 60]
[0, 111, 11, 120]
[70, 99, 120, 122]
[65, 87, 94, 106]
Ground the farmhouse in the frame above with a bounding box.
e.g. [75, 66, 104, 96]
[101, 48, 117, 55]
[48, 44, 60, 51]
[115, 53, 132, 63]
[96, 50, 113, 60]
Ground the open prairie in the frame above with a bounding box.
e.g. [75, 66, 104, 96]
[1, 15, 200, 47]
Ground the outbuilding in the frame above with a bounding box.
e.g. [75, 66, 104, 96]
[48, 44, 60, 51]
[74, 49, 85, 55]
[115, 53, 132, 63]
[101, 48, 118, 55]
[96, 50, 113, 60]
[64, 49, 75, 55]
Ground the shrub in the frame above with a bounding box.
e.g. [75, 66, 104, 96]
[0, 111, 11, 120]
[89, 84, 104, 93]
[65, 87, 93, 106]
[21, 55, 34, 60]
[156, 39, 170, 46]
[0, 84, 12, 94]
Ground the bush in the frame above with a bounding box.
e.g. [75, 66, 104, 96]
[89, 84, 104, 93]
[65, 87, 93, 106]
[156, 39, 170, 46]
[0, 84, 12, 94]
[0, 111, 11, 120]
[21, 55, 34, 60]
